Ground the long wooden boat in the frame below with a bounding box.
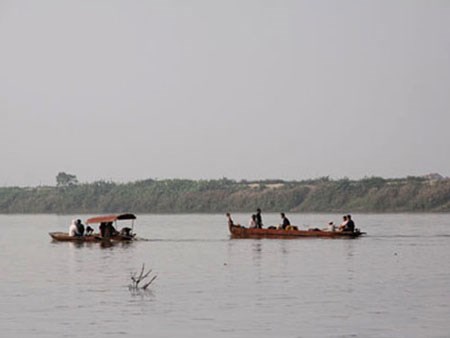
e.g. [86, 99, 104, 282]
[229, 224, 365, 239]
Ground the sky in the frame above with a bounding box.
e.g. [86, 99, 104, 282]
[1, 1, 450, 186]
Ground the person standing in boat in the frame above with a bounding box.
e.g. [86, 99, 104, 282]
[255, 208, 263, 228]
[280, 212, 291, 230]
[248, 214, 257, 228]
[69, 219, 81, 237]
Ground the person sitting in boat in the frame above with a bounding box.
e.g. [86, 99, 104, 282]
[255, 208, 263, 229]
[105, 222, 118, 238]
[248, 214, 257, 228]
[338, 215, 348, 231]
[99, 222, 118, 238]
[120, 227, 133, 237]
[325, 221, 336, 232]
[99, 222, 106, 237]
[69, 219, 81, 237]
[75, 219, 85, 236]
[280, 212, 291, 230]
[344, 214, 355, 232]
[85, 225, 94, 236]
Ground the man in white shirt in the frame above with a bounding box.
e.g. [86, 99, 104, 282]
[69, 219, 80, 237]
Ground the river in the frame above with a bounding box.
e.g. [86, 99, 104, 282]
[1, 213, 449, 337]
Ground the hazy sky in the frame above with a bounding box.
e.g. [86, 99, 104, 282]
[1, 1, 450, 186]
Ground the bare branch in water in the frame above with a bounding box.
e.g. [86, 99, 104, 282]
[142, 269, 152, 280]
[129, 263, 157, 292]
[142, 275, 157, 290]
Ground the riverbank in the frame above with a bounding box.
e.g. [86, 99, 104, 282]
[1, 176, 449, 214]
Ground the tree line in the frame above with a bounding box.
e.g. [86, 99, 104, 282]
[1, 174, 449, 214]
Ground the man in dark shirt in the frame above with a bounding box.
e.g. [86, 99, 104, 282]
[255, 208, 263, 228]
[345, 214, 355, 232]
[280, 213, 291, 230]
[75, 219, 85, 236]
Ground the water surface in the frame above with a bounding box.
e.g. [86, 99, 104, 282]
[1, 213, 449, 337]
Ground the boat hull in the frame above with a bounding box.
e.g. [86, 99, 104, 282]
[229, 225, 364, 239]
[49, 232, 135, 242]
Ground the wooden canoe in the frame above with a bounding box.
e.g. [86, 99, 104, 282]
[49, 232, 135, 242]
[228, 224, 365, 239]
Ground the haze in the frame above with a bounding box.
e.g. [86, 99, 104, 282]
[1, 1, 449, 186]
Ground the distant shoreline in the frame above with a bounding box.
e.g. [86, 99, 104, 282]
[1, 176, 449, 214]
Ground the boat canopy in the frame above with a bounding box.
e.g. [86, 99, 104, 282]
[86, 213, 137, 224]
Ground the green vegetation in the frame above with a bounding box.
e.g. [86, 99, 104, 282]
[56, 172, 78, 187]
[1, 175, 450, 214]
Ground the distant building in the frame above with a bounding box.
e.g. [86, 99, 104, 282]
[422, 173, 447, 181]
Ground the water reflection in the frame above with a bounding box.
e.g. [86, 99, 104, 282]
[344, 240, 355, 259]
[52, 240, 135, 249]
[279, 240, 289, 255]
[128, 288, 155, 299]
[343, 239, 356, 294]
[251, 241, 262, 266]
[68, 241, 95, 249]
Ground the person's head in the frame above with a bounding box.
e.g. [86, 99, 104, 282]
[343, 215, 348, 220]
[252, 214, 256, 220]
[257, 208, 261, 213]
[280, 212, 285, 218]
[226, 212, 231, 217]
[347, 214, 352, 219]
[76, 219, 81, 225]
[329, 221, 334, 225]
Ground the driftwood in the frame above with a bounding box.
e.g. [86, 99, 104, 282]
[129, 263, 157, 292]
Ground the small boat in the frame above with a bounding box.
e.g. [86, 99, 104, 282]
[228, 224, 365, 239]
[49, 232, 101, 242]
[49, 213, 138, 242]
